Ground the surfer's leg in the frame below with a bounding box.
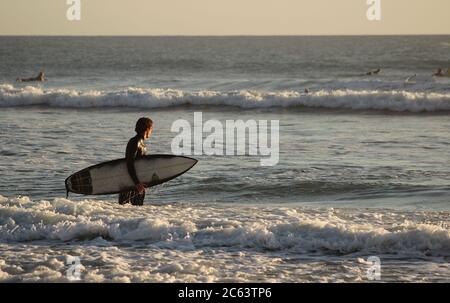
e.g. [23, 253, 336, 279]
[118, 191, 132, 205]
[118, 190, 144, 205]
[130, 191, 145, 206]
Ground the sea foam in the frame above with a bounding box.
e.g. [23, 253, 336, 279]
[1, 84, 450, 112]
[0, 195, 448, 256]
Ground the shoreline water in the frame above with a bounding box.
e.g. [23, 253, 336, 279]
[1, 106, 449, 210]
[0, 36, 449, 282]
[0, 195, 448, 282]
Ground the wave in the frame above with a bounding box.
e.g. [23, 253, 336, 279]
[1, 84, 450, 112]
[188, 177, 449, 201]
[0, 195, 448, 256]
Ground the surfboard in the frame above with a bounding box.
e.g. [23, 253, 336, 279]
[65, 154, 197, 196]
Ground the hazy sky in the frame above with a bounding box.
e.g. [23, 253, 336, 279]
[1, 0, 449, 35]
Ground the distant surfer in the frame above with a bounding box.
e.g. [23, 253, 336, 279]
[365, 68, 381, 76]
[432, 68, 445, 77]
[404, 74, 417, 84]
[119, 117, 154, 206]
[16, 71, 46, 82]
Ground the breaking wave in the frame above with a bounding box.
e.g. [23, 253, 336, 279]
[0, 195, 448, 256]
[1, 84, 450, 112]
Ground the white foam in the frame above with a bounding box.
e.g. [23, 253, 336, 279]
[1, 84, 449, 112]
[0, 195, 448, 255]
[1, 195, 449, 282]
[0, 259, 10, 281]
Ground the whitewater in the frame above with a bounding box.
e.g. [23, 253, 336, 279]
[2, 84, 450, 112]
[0, 195, 448, 282]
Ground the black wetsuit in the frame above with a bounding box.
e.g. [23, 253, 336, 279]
[118, 134, 147, 205]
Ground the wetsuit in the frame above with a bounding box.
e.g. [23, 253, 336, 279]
[118, 134, 147, 205]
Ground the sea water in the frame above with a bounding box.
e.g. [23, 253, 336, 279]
[0, 36, 449, 282]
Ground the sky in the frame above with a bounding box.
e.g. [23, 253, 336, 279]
[0, 0, 449, 36]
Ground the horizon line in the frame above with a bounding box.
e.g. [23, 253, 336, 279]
[1, 34, 450, 38]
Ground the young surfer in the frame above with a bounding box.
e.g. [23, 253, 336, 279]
[17, 71, 46, 82]
[119, 117, 153, 206]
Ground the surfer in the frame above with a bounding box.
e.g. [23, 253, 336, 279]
[365, 68, 381, 76]
[404, 74, 417, 84]
[433, 68, 445, 77]
[16, 71, 46, 82]
[119, 117, 153, 206]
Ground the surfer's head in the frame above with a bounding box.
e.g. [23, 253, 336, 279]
[135, 117, 153, 139]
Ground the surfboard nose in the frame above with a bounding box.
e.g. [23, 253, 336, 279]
[168, 156, 198, 176]
[184, 156, 198, 167]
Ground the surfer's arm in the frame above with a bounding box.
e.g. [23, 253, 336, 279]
[125, 138, 140, 185]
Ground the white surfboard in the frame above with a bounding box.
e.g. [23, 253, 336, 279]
[65, 155, 197, 196]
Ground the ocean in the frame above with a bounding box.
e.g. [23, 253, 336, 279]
[0, 36, 449, 282]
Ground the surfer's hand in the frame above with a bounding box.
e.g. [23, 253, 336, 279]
[136, 183, 146, 194]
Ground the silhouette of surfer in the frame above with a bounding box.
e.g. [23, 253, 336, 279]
[16, 71, 46, 82]
[405, 74, 417, 84]
[119, 117, 153, 206]
[433, 68, 445, 77]
[365, 68, 381, 76]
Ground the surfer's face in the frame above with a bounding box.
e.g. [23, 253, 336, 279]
[144, 127, 153, 139]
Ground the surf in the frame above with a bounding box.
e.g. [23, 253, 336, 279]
[1, 195, 448, 257]
[1, 84, 450, 113]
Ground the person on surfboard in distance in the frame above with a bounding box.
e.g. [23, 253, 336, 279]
[119, 117, 153, 206]
[365, 68, 381, 76]
[433, 68, 445, 77]
[17, 71, 46, 82]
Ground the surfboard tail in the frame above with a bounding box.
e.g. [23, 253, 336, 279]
[65, 177, 70, 198]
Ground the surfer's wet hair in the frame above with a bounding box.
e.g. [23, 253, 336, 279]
[135, 117, 153, 134]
